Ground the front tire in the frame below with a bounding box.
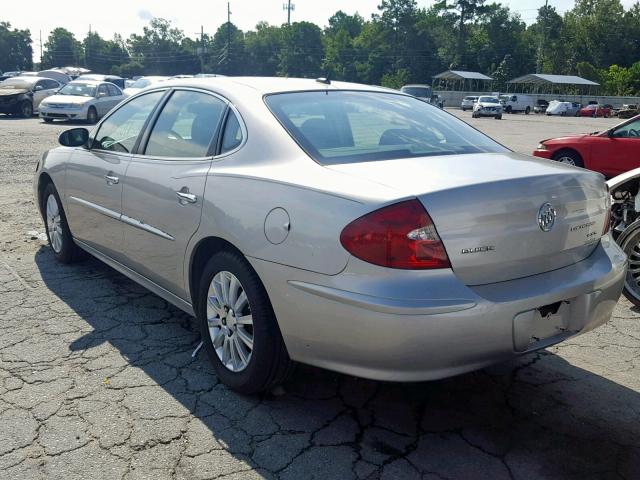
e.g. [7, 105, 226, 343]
[495, 114, 502, 120]
[552, 149, 584, 168]
[616, 221, 640, 307]
[525, 106, 531, 115]
[43, 118, 54, 124]
[198, 251, 293, 394]
[41, 183, 82, 264]
[18, 100, 33, 118]
[86, 107, 98, 124]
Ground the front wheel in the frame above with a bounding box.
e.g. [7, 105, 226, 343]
[86, 107, 98, 124]
[495, 114, 502, 120]
[552, 150, 584, 168]
[41, 183, 82, 264]
[43, 118, 54, 124]
[198, 251, 293, 394]
[18, 100, 33, 118]
[617, 222, 640, 307]
[525, 106, 531, 115]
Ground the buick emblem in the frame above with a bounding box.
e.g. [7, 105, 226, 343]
[537, 203, 556, 232]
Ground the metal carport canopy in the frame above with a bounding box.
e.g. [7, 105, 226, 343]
[433, 70, 493, 81]
[508, 74, 599, 86]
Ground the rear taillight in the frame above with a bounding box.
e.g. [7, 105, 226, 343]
[603, 185, 612, 235]
[340, 199, 450, 269]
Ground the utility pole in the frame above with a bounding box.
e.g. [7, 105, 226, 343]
[86, 24, 91, 69]
[196, 25, 206, 73]
[39, 30, 43, 67]
[536, 0, 549, 74]
[283, 0, 295, 25]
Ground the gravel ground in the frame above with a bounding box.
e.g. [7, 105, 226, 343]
[0, 113, 638, 480]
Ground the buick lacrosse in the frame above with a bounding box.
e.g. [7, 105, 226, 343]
[34, 77, 627, 393]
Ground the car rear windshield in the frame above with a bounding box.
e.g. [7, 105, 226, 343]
[479, 96, 500, 103]
[265, 91, 507, 165]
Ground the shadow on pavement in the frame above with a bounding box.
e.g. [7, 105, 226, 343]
[35, 247, 640, 479]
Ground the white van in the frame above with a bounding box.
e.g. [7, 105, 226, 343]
[499, 94, 535, 114]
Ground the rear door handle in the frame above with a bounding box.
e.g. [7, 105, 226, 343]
[176, 191, 197, 204]
[104, 174, 119, 185]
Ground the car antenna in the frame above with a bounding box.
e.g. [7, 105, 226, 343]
[316, 74, 331, 85]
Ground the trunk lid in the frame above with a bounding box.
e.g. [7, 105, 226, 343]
[328, 153, 608, 285]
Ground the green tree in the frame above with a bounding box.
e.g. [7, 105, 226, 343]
[0, 22, 33, 72]
[278, 22, 324, 77]
[42, 28, 83, 69]
[322, 12, 364, 81]
[128, 18, 198, 75]
[209, 22, 245, 75]
[244, 22, 283, 76]
[84, 32, 130, 74]
[434, 0, 489, 68]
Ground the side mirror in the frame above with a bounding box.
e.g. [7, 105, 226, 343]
[97, 92, 107, 98]
[59, 128, 89, 147]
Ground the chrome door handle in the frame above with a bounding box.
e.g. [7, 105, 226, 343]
[104, 174, 119, 185]
[176, 191, 197, 204]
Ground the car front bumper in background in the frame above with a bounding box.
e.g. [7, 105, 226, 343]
[250, 235, 626, 382]
[532, 149, 553, 160]
[39, 106, 88, 120]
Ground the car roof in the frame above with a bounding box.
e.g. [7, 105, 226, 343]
[68, 80, 101, 86]
[157, 76, 397, 98]
[3, 76, 39, 84]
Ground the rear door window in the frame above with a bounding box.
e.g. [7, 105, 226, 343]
[144, 90, 226, 158]
[220, 110, 243, 154]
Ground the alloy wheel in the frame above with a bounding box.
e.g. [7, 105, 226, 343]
[557, 156, 576, 166]
[623, 234, 640, 304]
[46, 194, 63, 253]
[206, 271, 254, 372]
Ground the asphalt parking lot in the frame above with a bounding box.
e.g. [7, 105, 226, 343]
[0, 113, 638, 480]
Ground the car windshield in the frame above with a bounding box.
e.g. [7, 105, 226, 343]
[265, 91, 508, 165]
[478, 97, 499, 104]
[400, 87, 430, 98]
[58, 83, 96, 97]
[463, 97, 476, 101]
[0, 79, 32, 89]
[130, 78, 152, 89]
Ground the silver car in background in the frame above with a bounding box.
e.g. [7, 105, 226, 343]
[472, 96, 503, 119]
[39, 80, 125, 124]
[34, 77, 626, 393]
[461, 95, 478, 111]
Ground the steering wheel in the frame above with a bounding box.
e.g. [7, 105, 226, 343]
[168, 129, 184, 140]
[628, 129, 639, 137]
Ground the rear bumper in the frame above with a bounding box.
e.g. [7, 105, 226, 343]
[250, 235, 626, 382]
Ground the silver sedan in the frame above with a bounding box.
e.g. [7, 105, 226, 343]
[39, 80, 125, 124]
[34, 77, 627, 393]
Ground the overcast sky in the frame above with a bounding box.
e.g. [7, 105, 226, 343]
[5, 0, 638, 59]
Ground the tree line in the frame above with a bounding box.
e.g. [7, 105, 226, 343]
[2, 0, 640, 96]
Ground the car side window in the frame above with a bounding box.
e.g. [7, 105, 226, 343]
[106, 84, 121, 96]
[35, 80, 47, 91]
[43, 79, 59, 90]
[220, 110, 243, 154]
[92, 91, 165, 153]
[144, 90, 226, 158]
[612, 119, 640, 138]
[97, 84, 109, 97]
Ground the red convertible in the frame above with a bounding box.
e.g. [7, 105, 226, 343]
[578, 104, 612, 117]
[533, 115, 640, 177]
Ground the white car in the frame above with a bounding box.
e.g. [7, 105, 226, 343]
[472, 96, 503, 119]
[499, 94, 535, 114]
[122, 76, 169, 97]
[461, 96, 478, 111]
[546, 100, 582, 117]
[39, 80, 125, 124]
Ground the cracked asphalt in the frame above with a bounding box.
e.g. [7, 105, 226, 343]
[0, 113, 638, 480]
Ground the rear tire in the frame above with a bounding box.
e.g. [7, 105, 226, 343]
[495, 114, 502, 120]
[505, 106, 512, 114]
[552, 149, 584, 168]
[41, 182, 83, 264]
[525, 106, 531, 115]
[43, 118, 54, 124]
[197, 250, 294, 394]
